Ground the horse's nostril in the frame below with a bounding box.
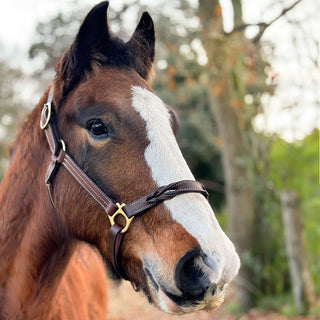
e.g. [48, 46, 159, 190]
[175, 249, 211, 299]
[210, 284, 217, 297]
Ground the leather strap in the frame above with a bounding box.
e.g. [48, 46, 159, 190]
[110, 181, 208, 277]
[41, 91, 117, 213]
[108, 224, 124, 274]
[124, 180, 208, 218]
[40, 87, 209, 279]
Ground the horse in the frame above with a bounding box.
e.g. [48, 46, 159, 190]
[0, 2, 240, 319]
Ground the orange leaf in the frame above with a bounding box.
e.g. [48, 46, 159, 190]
[214, 5, 222, 18]
[230, 98, 244, 109]
[211, 80, 226, 97]
[167, 66, 176, 75]
[169, 79, 176, 89]
[214, 137, 223, 147]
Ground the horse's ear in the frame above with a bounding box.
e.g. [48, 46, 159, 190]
[56, 1, 110, 96]
[127, 12, 155, 82]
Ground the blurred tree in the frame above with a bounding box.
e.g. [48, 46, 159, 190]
[281, 190, 316, 314]
[197, 0, 303, 309]
[270, 130, 320, 305]
[197, 0, 267, 308]
[0, 61, 27, 179]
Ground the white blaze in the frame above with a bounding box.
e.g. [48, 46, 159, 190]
[131, 86, 239, 283]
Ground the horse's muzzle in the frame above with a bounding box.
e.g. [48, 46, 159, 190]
[143, 248, 230, 314]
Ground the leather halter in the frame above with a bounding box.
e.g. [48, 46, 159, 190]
[40, 87, 209, 278]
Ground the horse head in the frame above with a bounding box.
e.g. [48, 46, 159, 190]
[46, 1, 240, 314]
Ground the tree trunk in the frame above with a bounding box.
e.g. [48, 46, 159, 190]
[207, 78, 255, 310]
[198, 0, 256, 308]
[281, 190, 317, 314]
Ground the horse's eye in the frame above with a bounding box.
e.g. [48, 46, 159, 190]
[87, 120, 109, 138]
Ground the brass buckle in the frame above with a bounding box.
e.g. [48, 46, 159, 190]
[108, 203, 133, 234]
[40, 102, 52, 130]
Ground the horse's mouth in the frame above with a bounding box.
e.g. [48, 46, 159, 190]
[143, 267, 226, 314]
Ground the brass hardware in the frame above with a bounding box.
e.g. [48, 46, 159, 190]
[108, 203, 133, 233]
[40, 102, 52, 130]
[59, 139, 66, 152]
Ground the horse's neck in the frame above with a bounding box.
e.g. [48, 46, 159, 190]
[0, 100, 74, 319]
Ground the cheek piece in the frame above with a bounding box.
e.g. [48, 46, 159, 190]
[40, 87, 209, 278]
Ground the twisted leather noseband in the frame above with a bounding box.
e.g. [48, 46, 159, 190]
[40, 87, 209, 278]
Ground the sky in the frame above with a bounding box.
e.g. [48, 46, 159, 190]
[0, 0, 319, 142]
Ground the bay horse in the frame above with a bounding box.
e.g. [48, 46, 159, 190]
[0, 2, 240, 319]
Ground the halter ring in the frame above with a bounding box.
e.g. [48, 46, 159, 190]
[40, 103, 52, 130]
[108, 203, 133, 234]
[59, 139, 66, 152]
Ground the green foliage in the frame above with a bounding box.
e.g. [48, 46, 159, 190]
[257, 294, 297, 316]
[249, 158, 290, 299]
[240, 130, 319, 309]
[269, 129, 320, 294]
[224, 300, 247, 316]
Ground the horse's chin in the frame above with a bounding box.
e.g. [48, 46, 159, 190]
[157, 289, 226, 314]
[142, 277, 226, 315]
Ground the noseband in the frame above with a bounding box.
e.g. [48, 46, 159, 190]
[40, 87, 209, 278]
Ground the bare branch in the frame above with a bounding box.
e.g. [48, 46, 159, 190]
[253, 0, 303, 43]
[232, 22, 266, 33]
[229, 0, 303, 43]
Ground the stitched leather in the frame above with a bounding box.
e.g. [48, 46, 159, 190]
[41, 104, 59, 154]
[62, 153, 115, 211]
[124, 180, 208, 218]
[108, 224, 124, 277]
[41, 87, 209, 279]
